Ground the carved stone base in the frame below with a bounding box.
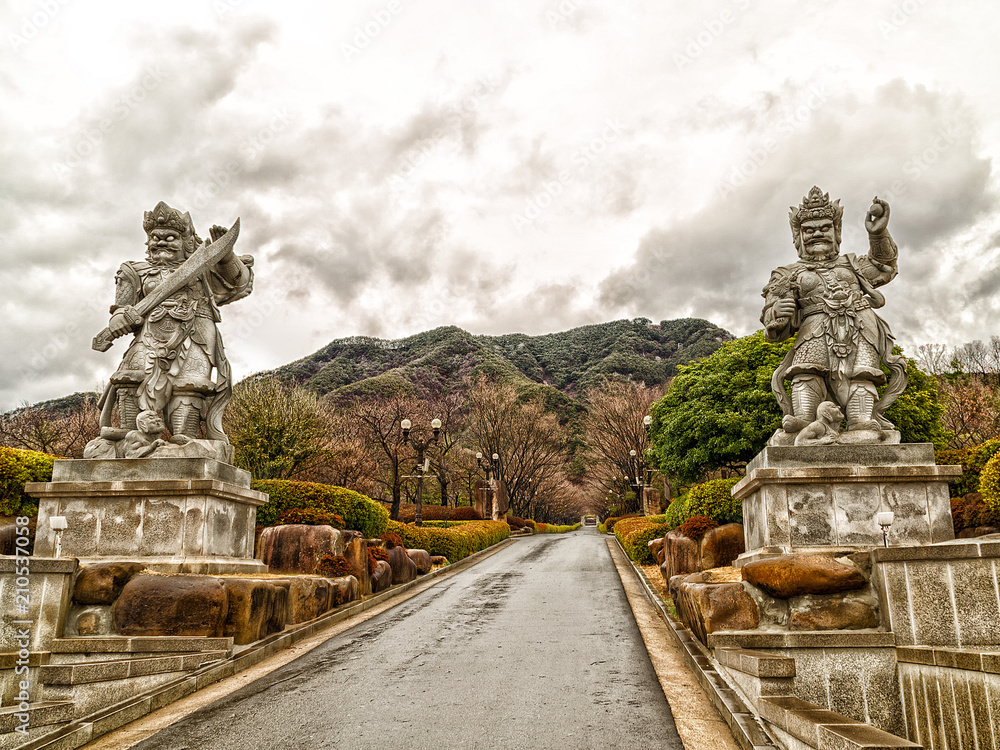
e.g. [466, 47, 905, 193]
[27, 458, 268, 574]
[731, 444, 961, 566]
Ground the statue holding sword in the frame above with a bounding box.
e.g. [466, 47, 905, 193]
[84, 201, 253, 461]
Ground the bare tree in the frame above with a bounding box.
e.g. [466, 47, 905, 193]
[581, 378, 664, 515]
[0, 396, 100, 457]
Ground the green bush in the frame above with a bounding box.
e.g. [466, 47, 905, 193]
[664, 494, 689, 529]
[278, 507, 344, 527]
[937, 438, 1000, 497]
[534, 522, 580, 534]
[0, 447, 56, 517]
[604, 514, 638, 533]
[385, 519, 510, 561]
[684, 477, 743, 524]
[252, 479, 389, 538]
[980, 452, 1000, 513]
[613, 515, 670, 564]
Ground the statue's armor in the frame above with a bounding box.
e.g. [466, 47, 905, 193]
[111, 257, 252, 438]
[761, 233, 901, 428]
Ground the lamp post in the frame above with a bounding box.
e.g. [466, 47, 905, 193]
[401, 418, 441, 527]
[632, 414, 653, 515]
[876, 510, 895, 548]
[476, 451, 500, 520]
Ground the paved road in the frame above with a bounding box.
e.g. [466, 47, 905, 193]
[133, 527, 685, 750]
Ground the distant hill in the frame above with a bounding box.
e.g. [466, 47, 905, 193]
[266, 317, 734, 401]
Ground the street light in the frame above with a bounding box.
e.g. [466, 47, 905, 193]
[476, 451, 500, 520]
[631, 414, 653, 514]
[876, 510, 894, 548]
[401, 418, 441, 527]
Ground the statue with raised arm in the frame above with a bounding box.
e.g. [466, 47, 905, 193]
[84, 201, 253, 462]
[761, 186, 907, 446]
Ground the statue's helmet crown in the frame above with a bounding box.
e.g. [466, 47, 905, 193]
[143, 201, 194, 236]
[792, 186, 839, 223]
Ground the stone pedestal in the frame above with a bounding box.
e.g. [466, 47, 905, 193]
[26, 458, 268, 574]
[732, 444, 961, 565]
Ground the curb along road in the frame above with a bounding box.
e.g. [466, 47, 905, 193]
[33, 538, 518, 750]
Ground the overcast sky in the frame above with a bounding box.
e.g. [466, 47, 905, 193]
[2, 0, 999, 409]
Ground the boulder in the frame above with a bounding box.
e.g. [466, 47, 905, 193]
[648, 537, 666, 565]
[258, 524, 344, 575]
[371, 560, 393, 593]
[65, 605, 114, 636]
[266, 583, 289, 634]
[674, 580, 760, 644]
[114, 575, 228, 637]
[330, 575, 360, 606]
[699, 524, 744, 570]
[430, 556, 448, 567]
[407, 549, 432, 575]
[662, 530, 699, 580]
[276, 577, 336, 624]
[789, 596, 879, 631]
[388, 545, 417, 585]
[344, 537, 372, 596]
[668, 573, 689, 602]
[73, 562, 146, 605]
[742, 555, 867, 599]
[220, 579, 284, 645]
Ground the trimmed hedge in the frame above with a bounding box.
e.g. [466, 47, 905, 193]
[385, 519, 509, 562]
[534, 522, 581, 534]
[980, 451, 1000, 513]
[0, 447, 56, 517]
[678, 515, 718, 540]
[277, 508, 344, 527]
[603, 514, 638, 533]
[951, 492, 1000, 534]
[684, 477, 743, 524]
[937, 438, 1000, 498]
[395, 503, 484, 523]
[664, 494, 689, 529]
[252, 479, 389, 538]
[614, 515, 670, 564]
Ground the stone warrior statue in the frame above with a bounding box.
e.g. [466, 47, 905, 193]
[761, 186, 907, 446]
[84, 201, 253, 462]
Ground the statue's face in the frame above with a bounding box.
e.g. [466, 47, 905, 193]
[136, 411, 165, 434]
[799, 218, 838, 260]
[146, 227, 185, 264]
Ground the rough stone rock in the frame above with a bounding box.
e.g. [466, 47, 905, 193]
[330, 575, 360, 606]
[366, 538, 385, 549]
[742, 582, 789, 628]
[407, 549, 432, 575]
[73, 562, 146, 605]
[114, 575, 228, 637]
[648, 537, 666, 565]
[0, 521, 35, 556]
[668, 573, 688, 602]
[371, 560, 393, 593]
[388, 545, 417, 585]
[271, 577, 334, 624]
[674, 581, 761, 644]
[699, 524, 745, 570]
[662, 530, 699, 580]
[266, 583, 289, 634]
[430, 555, 448, 567]
[220, 578, 283, 645]
[344, 537, 371, 596]
[65, 605, 114, 636]
[789, 595, 879, 630]
[742, 555, 867, 599]
[258, 524, 344, 575]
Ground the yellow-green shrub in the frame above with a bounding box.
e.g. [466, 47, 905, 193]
[937, 438, 1000, 497]
[252, 479, 389, 538]
[614, 515, 670, 564]
[0, 447, 56, 517]
[980, 451, 1000, 512]
[385, 519, 509, 561]
[684, 477, 743, 524]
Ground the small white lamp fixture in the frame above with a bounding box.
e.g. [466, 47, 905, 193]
[50, 515, 68, 558]
[876, 511, 895, 549]
[643, 415, 653, 428]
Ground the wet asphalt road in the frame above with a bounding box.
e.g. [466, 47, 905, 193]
[134, 527, 684, 750]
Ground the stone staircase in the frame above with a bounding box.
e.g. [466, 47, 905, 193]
[1, 636, 232, 750]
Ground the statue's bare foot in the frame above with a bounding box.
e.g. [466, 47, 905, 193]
[846, 419, 880, 431]
[782, 415, 810, 433]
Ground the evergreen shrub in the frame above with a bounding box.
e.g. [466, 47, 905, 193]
[314, 554, 353, 577]
[252, 479, 389, 538]
[614, 515, 671, 564]
[678, 515, 719, 540]
[385, 519, 509, 561]
[684, 477, 743, 524]
[0, 447, 56, 517]
[937, 438, 1000, 497]
[277, 508, 345, 527]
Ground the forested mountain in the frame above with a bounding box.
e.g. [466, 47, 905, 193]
[267, 317, 733, 400]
